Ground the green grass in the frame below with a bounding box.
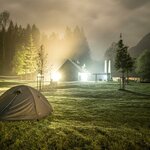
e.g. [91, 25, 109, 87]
[0, 81, 150, 150]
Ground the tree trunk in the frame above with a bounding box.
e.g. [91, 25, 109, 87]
[2, 36, 5, 74]
[126, 70, 129, 85]
[121, 71, 125, 90]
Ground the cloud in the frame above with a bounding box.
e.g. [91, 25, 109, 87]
[118, 0, 150, 9]
[0, 0, 150, 60]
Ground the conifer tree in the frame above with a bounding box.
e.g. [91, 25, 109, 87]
[72, 26, 91, 67]
[115, 34, 129, 89]
[24, 34, 37, 75]
[12, 34, 37, 77]
[0, 27, 5, 74]
[6, 21, 15, 72]
[32, 24, 40, 48]
[0, 11, 10, 74]
[36, 45, 47, 90]
[136, 50, 150, 82]
[24, 24, 32, 46]
[126, 53, 134, 83]
[36, 45, 47, 76]
[12, 46, 27, 75]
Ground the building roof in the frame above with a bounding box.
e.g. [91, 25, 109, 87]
[58, 59, 87, 73]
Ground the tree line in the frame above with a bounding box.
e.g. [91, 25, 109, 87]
[0, 11, 92, 76]
[0, 11, 40, 75]
[42, 26, 92, 68]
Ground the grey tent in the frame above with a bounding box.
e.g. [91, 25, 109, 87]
[0, 85, 53, 121]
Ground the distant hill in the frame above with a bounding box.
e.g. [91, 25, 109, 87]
[129, 33, 150, 58]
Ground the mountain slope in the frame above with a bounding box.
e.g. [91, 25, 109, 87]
[129, 33, 150, 58]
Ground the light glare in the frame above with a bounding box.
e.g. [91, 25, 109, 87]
[51, 72, 61, 81]
[78, 72, 89, 82]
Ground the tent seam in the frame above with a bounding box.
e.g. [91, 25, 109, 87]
[28, 87, 39, 117]
[0, 94, 18, 114]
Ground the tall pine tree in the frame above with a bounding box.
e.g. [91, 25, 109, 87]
[13, 34, 37, 78]
[115, 34, 129, 89]
[0, 11, 10, 74]
[32, 24, 40, 48]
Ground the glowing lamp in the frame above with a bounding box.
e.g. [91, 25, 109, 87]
[37, 73, 41, 77]
[102, 75, 107, 81]
[51, 72, 61, 81]
[78, 72, 89, 82]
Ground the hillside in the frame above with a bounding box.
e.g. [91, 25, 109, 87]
[129, 33, 150, 58]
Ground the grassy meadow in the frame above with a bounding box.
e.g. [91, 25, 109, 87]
[0, 80, 150, 150]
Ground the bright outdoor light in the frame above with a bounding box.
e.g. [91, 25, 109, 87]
[37, 73, 41, 77]
[78, 72, 89, 82]
[102, 75, 107, 81]
[51, 72, 61, 81]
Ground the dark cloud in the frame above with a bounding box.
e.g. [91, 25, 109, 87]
[0, 0, 150, 60]
[118, 0, 150, 9]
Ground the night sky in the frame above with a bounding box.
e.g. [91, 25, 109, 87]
[1, 0, 150, 60]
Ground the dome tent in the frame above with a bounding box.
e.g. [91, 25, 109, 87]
[0, 85, 53, 121]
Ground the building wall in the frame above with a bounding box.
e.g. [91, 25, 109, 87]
[58, 60, 79, 81]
